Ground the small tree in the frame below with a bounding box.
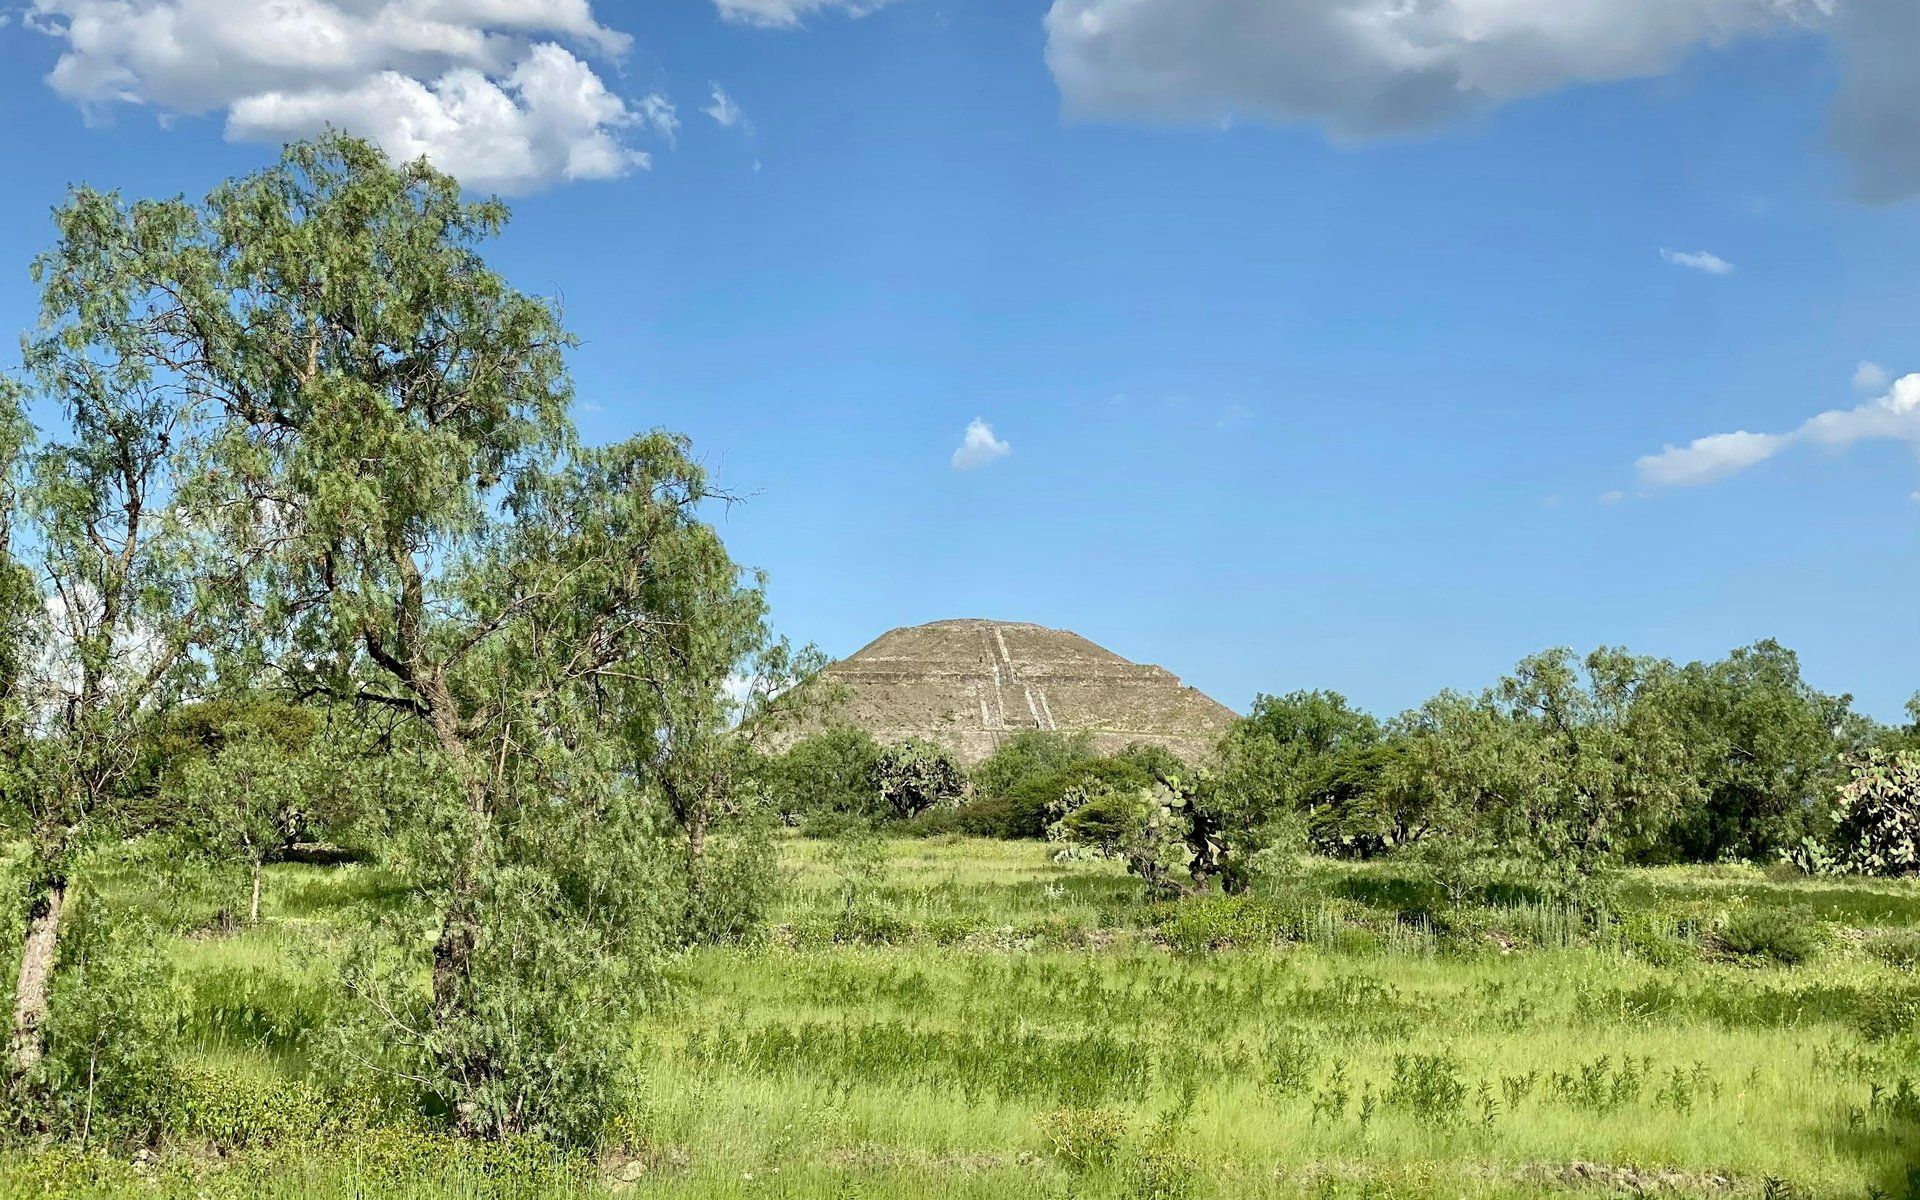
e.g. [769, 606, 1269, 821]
[1649, 641, 1858, 862]
[1407, 648, 1694, 907]
[173, 739, 333, 924]
[1049, 779, 1193, 900]
[3, 281, 209, 1094]
[1049, 768, 1287, 899]
[971, 730, 1095, 803]
[870, 739, 969, 820]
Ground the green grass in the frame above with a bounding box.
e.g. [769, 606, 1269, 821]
[4, 836, 1920, 1198]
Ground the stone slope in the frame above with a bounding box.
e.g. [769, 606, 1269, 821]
[796, 619, 1238, 765]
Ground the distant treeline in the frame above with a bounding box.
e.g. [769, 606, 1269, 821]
[768, 641, 1920, 895]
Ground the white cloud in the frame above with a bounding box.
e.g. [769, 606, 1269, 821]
[1636, 371, 1920, 489]
[1855, 361, 1890, 391]
[27, 0, 659, 193]
[712, 0, 897, 29]
[1599, 490, 1627, 505]
[636, 92, 678, 145]
[1661, 248, 1736, 275]
[1041, 0, 1920, 202]
[951, 419, 1011, 471]
[1637, 430, 1791, 487]
[703, 83, 747, 131]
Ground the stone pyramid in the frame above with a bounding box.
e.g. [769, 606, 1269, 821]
[797, 619, 1238, 765]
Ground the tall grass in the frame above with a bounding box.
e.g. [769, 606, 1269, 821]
[3, 836, 1919, 1198]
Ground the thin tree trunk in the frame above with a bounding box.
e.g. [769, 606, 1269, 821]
[687, 804, 709, 866]
[424, 702, 490, 1135]
[9, 877, 66, 1081]
[249, 861, 263, 925]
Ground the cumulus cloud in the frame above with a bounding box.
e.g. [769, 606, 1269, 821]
[1855, 361, 1890, 391]
[1636, 372, 1920, 489]
[1661, 248, 1736, 275]
[951, 419, 1011, 471]
[712, 0, 897, 29]
[1042, 0, 1920, 202]
[27, 0, 660, 193]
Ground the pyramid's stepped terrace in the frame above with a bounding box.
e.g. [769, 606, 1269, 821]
[792, 619, 1239, 765]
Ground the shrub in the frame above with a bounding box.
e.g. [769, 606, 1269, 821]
[767, 727, 883, 819]
[971, 731, 1095, 804]
[16, 905, 179, 1147]
[1385, 1051, 1468, 1125]
[170, 1066, 336, 1148]
[1823, 751, 1920, 877]
[1716, 907, 1820, 967]
[1127, 1142, 1202, 1200]
[870, 739, 969, 820]
[1609, 910, 1698, 967]
[1145, 895, 1291, 954]
[1036, 1106, 1130, 1173]
[678, 822, 780, 946]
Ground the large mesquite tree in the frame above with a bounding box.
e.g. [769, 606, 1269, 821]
[1406, 648, 1696, 905]
[31, 134, 761, 1142]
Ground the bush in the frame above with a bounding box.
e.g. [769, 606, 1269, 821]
[971, 731, 1095, 803]
[171, 1066, 337, 1148]
[678, 822, 780, 946]
[1716, 907, 1820, 967]
[1145, 895, 1291, 954]
[16, 905, 179, 1147]
[766, 727, 883, 820]
[870, 739, 969, 820]
[1823, 751, 1920, 877]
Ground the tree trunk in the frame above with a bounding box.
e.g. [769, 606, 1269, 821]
[9, 877, 66, 1082]
[423, 702, 491, 1136]
[686, 804, 709, 866]
[249, 861, 263, 925]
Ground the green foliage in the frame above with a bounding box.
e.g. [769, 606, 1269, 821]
[767, 726, 883, 819]
[1405, 648, 1697, 907]
[1050, 774, 1248, 900]
[1715, 908, 1820, 967]
[676, 821, 781, 947]
[971, 730, 1095, 804]
[1865, 928, 1920, 971]
[132, 698, 323, 828]
[869, 739, 969, 820]
[1035, 1106, 1130, 1173]
[1303, 739, 1438, 859]
[944, 746, 1168, 841]
[1821, 750, 1920, 878]
[170, 740, 345, 923]
[1650, 641, 1858, 863]
[16, 904, 177, 1147]
[23, 132, 768, 1143]
[1214, 691, 1381, 848]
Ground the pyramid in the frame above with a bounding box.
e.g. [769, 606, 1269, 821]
[794, 619, 1239, 765]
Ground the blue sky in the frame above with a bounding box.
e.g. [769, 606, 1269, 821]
[1, 0, 1917, 721]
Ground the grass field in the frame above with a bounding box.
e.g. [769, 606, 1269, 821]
[5, 836, 1920, 1199]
